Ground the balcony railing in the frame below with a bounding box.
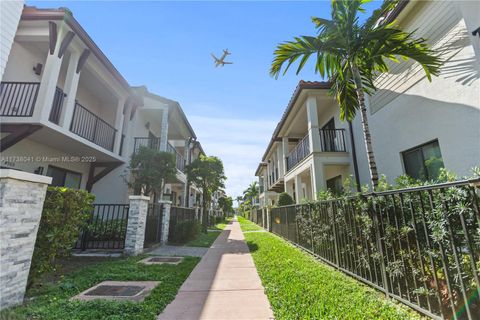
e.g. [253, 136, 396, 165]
[167, 142, 185, 172]
[48, 87, 67, 125]
[133, 137, 161, 154]
[0, 82, 40, 117]
[133, 138, 185, 172]
[319, 129, 347, 152]
[70, 102, 116, 151]
[286, 134, 310, 172]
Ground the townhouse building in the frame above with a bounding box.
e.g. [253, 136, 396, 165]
[256, 0, 480, 205]
[1, 6, 204, 205]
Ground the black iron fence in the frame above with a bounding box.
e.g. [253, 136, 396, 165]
[74, 204, 129, 250]
[319, 128, 347, 152]
[48, 87, 66, 124]
[170, 206, 197, 229]
[286, 134, 310, 172]
[0, 82, 40, 117]
[267, 179, 480, 319]
[70, 102, 116, 151]
[250, 208, 264, 228]
[144, 203, 164, 248]
[167, 142, 185, 172]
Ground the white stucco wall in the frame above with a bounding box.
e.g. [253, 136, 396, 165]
[0, 0, 24, 81]
[353, 1, 480, 187]
[1, 138, 91, 189]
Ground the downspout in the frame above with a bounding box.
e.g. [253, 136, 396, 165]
[348, 121, 361, 192]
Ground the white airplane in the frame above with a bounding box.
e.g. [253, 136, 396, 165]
[211, 49, 233, 67]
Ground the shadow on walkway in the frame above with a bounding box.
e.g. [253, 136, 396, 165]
[157, 219, 273, 320]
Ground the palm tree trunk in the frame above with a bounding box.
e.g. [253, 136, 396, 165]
[351, 64, 379, 189]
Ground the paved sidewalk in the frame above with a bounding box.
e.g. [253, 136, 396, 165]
[157, 219, 274, 320]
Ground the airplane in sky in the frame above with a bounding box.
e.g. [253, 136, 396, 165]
[211, 49, 233, 67]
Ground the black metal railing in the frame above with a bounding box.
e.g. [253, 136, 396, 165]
[144, 203, 164, 248]
[133, 137, 161, 154]
[70, 102, 117, 151]
[167, 142, 185, 172]
[74, 204, 130, 250]
[169, 206, 196, 229]
[48, 87, 67, 124]
[0, 82, 40, 117]
[268, 179, 480, 319]
[286, 134, 310, 172]
[319, 128, 347, 152]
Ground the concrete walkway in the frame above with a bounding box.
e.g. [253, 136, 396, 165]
[157, 219, 274, 320]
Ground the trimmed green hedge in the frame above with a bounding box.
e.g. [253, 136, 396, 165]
[169, 220, 202, 244]
[29, 187, 94, 286]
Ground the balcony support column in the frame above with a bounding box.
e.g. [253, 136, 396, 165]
[311, 157, 326, 200]
[59, 50, 81, 129]
[34, 24, 71, 122]
[306, 96, 322, 153]
[276, 145, 284, 178]
[113, 98, 126, 154]
[282, 137, 289, 174]
[159, 108, 169, 152]
[294, 174, 302, 204]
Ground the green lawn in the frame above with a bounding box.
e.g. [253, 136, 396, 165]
[1, 256, 199, 320]
[244, 231, 423, 320]
[185, 230, 221, 247]
[236, 216, 263, 231]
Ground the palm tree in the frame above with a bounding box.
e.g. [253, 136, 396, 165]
[270, 0, 442, 189]
[243, 181, 260, 206]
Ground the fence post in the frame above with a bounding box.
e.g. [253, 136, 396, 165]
[125, 195, 150, 256]
[0, 170, 51, 310]
[159, 200, 172, 245]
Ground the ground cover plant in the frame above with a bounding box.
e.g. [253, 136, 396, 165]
[243, 230, 423, 320]
[1, 255, 199, 320]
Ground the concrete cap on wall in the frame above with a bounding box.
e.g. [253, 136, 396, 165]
[128, 195, 150, 201]
[0, 169, 52, 185]
[158, 200, 172, 204]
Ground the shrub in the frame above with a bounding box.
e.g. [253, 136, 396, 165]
[277, 192, 294, 206]
[29, 187, 94, 286]
[169, 220, 202, 244]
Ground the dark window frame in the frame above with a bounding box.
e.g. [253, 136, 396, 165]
[47, 165, 82, 189]
[401, 139, 444, 181]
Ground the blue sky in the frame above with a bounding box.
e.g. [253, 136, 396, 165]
[30, 0, 382, 198]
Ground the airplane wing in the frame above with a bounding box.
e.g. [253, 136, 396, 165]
[210, 53, 218, 61]
[223, 61, 233, 64]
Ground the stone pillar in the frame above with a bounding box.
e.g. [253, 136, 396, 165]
[266, 207, 271, 232]
[0, 170, 52, 310]
[124, 195, 150, 256]
[159, 200, 172, 245]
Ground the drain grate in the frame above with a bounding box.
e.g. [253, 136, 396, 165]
[85, 285, 144, 297]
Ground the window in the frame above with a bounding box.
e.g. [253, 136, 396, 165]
[402, 140, 444, 181]
[326, 175, 343, 195]
[47, 166, 82, 189]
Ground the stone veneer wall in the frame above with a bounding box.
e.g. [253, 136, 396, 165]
[0, 170, 51, 310]
[124, 195, 150, 256]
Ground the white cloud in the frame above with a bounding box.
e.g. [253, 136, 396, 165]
[188, 115, 276, 199]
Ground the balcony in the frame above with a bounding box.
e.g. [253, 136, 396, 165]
[319, 129, 347, 152]
[69, 102, 116, 152]
[48, 87, 67, 125]
[286, 134, 310, 172]
[0, 82, 40, 117]
[167, 142, 185, 172]
[133, 138, 185, 173]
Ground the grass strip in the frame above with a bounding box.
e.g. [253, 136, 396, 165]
[244, 231, 424, 320]
[1, 255, 199, 320]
